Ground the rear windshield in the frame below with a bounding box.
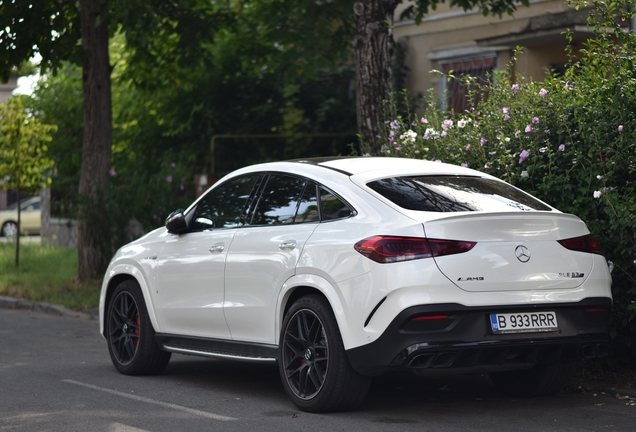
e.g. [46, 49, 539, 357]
[367, 176, 552, 212]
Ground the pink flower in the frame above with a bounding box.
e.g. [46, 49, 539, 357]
[480, 138, 488, 145]
[519, 149, 530, 164]
[179, 184, 185, 191]
[421, 117, 429, 124]
[108, 169, 116, 176]
[441, 131, 448, 137]
[461, 163, 468, 167]
[166, 175, 173, 183]
[539, 88, 548, 97]
[618, 125, 624, 132]
[539, 147, 547, 153]
[558, 144, 565, 151]
[503, 114, 510, 121]
[465, 144, 471, 151]
[363, 153, 371, 157]
[443, 119, 453, 129]
[525, 125, 533, 133]
[532, 117, 540, 124]
[484, 164, 491, 169]
[512, 84, 520, 92]
[502, 107, 510, 114]
[171, 162, 176, 168]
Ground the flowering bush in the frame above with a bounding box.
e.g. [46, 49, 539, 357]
[379, 0, 636, 366]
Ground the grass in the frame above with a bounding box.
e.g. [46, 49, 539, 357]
[0, 241, 101, 310]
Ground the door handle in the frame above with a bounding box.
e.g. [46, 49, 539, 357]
[209, 243, 225, 253]
[279, 240, 297, 250]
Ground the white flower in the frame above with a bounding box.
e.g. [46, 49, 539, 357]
[399, 129, 417, 143]
[457, 119, 467, 128]
[593, 190, 602, 199]
[504, 137, 511, 142]
[521, 171, 529, 178]
[596, 175, 603, 180]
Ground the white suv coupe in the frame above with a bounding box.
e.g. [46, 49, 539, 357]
[99, 157, 612, 412]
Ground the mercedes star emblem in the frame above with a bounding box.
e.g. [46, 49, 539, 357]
[515, 245, 531, 263]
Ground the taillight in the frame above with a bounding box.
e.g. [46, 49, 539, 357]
[354, 236, 476, 263]
[558, 234, 603, 255]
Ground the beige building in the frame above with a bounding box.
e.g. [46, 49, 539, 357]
[393, 0, 601, 113]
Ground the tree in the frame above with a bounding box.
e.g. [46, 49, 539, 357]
[352, 0, 529, 154]
[0, 97, 55, 267]
[0, 0, 226, 278]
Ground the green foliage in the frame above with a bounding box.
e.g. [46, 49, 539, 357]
[0, 97, 56, 193]
[382, 0, 636, 366]
[0, 242, 100, 310]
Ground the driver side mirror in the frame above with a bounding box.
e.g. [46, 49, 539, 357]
[165, 209, 188, 234]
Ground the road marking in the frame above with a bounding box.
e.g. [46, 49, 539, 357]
[62, 379, 236, 421]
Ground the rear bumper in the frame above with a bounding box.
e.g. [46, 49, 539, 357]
[346, 297, 611, 376]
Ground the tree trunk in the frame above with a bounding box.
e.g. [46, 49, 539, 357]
[352, 0, 399, 155]
[78, 0, 112, 279]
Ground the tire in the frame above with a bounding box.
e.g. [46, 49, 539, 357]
[279, 295, 372, 412]
[1, 221, 18, 238]
[106, 279, 171, 375]
[489, 361, 578, 397]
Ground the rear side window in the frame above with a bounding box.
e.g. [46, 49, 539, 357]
[320, 187, 353, 220]
[367, 176, 552, 212]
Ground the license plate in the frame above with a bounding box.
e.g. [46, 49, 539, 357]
[490, 311, 558, 334]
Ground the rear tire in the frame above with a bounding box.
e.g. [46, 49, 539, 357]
[106, 279, 171, 375]
[489, 361, 578, 397]
[279, 295, 372, 412]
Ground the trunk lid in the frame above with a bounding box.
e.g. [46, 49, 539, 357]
[422, 212, 593, 292]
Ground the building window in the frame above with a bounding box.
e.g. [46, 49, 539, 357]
[440, 55, 496, 114]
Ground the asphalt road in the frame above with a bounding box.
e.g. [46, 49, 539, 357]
[1, 308, 635, 432]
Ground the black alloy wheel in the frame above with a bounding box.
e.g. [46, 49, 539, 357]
[109, 290, 141, 366]
[281, 308, 329, 400]
[106, 280, 171, 375]
[279, 295, 372, 412]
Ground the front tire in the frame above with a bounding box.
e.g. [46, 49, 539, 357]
[1, 221, 18, 238]
[489, 361, 578, 397]
[106, 279, 171, 375]
[279, 295, 372, 412]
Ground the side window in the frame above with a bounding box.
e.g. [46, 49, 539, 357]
[190, 175, 260, 231]
[250, 175, 307, 225]
[319, 187, 352, 221]
[295, 182, 320, 223]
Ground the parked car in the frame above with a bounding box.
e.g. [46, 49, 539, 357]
[99, 157, 612, 412]
[0, 196, 41, 238]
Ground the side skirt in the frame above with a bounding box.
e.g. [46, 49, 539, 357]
[155, 334, 278, 363]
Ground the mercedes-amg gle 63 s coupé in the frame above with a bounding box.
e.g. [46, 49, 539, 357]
[100, 157, 611, 412]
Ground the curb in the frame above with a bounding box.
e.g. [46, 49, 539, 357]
[0, 296, 96, 320]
